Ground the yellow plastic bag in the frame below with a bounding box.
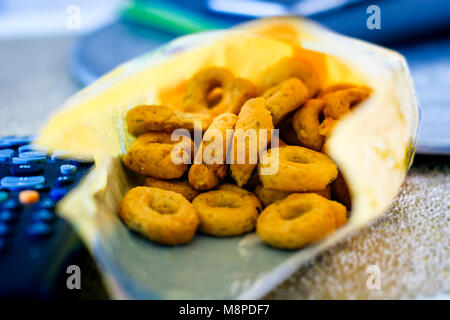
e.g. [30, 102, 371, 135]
[37, 17, 418, 299]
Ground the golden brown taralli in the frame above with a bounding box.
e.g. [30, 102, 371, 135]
[292, 99, 326, 151]
[258, 146, 338, 192]
[330, 200, 347, 228]
[256, 193, 344, 249]
[126, 105, 211, 136]
[318, 117, 338, 136]
[257, 57, 321, 99]
[120, 63, 368, 249]
[144, 177, 200, 201]
[216, 183, 261, 201]
[184, 67, 257, 116]
[331, 171, 352, 210]
[254, 185, 331, 207]
[123, 132, 193, 179]
[192, 187, 261, 237]
[317, 83, 358, 98]
[119, 187, 199, 245]
[189, 113, 237, 190]
[322, 87, 371, 119]
[254, 185, 291, 207]
[262, 77, 308, 126]
[230, 97, 274, 186]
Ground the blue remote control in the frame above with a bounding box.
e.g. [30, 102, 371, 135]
[0, 136, 93, 298]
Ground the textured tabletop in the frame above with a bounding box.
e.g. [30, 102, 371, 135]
[0, 37, 78, 137]
[0, 37, 448, 299]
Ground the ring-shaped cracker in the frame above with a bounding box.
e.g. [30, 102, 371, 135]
[258, 146, 338, 192]
[119, 187, 199, 245]
[184, 67, 256, 116]
[254, 185, 331, 207]
[189, 113, 237, 190]
[256, 193, 345, 249]
[126, 105, 211, 136]
[192, 187, 262, 237]
[322, 87, 371, 119]
[317, 83, 358, 98]
[230, 97, 274, 187]
[123, 132, 193, 179]
[257, 57, 321, 99]
[292, 99, 326, 151]
[144, 177, 200, 201]
[262, 77, 308, 126]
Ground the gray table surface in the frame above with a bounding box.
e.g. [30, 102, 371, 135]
[0, 37, 79, 137]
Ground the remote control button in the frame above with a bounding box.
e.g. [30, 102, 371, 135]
[18, 144, 33, 153]
[54, 176, 74, 187]
[0, 191, 8, 202]
[0, 137, 30, 148]
[36, 198, 55, 209]
[27, 222, 52, 238]
[11, 156, 47, 164]
[18, 144, 46, 153]
[18, 151, 47, 159]
[49, 188, 68, 201]
[0, 198, 21, 210]
[0, 223, 12, 237]
[1, 176, 46, 190]
[9, 137, 31, 145]
[0, 149, 14, 162]
[60, 164, 77, 175]
[0, 141, 11, 149]
[0, 210, 19, 223]
[19, 190, 40, 204]
[9, 163, 43, 176]
[32, 209, 55, 222]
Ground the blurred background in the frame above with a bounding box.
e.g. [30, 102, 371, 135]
[0, 0, 449, 299]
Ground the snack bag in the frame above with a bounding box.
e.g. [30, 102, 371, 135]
[37, 17, 419, 299]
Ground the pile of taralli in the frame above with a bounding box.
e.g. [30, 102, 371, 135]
[119, 58, 371, 249]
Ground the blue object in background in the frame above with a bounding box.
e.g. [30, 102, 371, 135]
[70, 0, 450, 154]
[71, 21, 174, 85]
[71, 0, 450, 84]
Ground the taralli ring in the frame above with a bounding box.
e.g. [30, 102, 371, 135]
[262, 77, 308, 126]
[292, 99, 326, 151]
[230, 97, 274, 187]
[317, 83, 359, 98]
[256, 193, 346, 249]
[126, 105, 211, 136]
[258, 146, 338, 192]
[331, 171, 352, 210]
[123, 132, 193, 179]
[184, 67, 257, 116]
[189, 113, 237, 190]
[257, 57, 321, 99]
[144, 177, 200, 202]
[192, 186, 262, 237]
[322, 87, 371, 119]
[119, 187, 200, 245]
[254, 185, 291, 207]
[254, 185, 331, 207]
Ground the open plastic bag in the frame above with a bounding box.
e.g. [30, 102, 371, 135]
[37, 17, 419, 299]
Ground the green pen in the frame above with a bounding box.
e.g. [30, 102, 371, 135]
[121, 0, 228, 35]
